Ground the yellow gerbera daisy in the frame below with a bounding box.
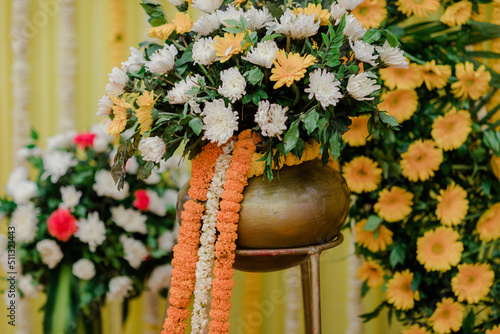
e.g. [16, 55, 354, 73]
[148, 23, 175, 40]
[354, 219, 393, 252]
[451, 62, 491, 100]
[430, 298, 464, 334]
[342, 115, 371, 147]
[431, 108, 471, 151]
[136, 91, 158, 135]
[491, 155, 500, 182]
[380, 63, 423, 90]
[342, 156, 382, 193]
[477, 203, 500, 242]
[293, 4, 331, 26]
[440, 1, 472, 27]
[213, 32, 247, 63]
[396, 0, 440, 17]
[270, 51, 317, 89]
[352, 0, 387, 29]
[401, 140, 443, 182]
[374, 186, 414, 222]
[436, 183, 469, 226]
[378, 89, 418, 123]
[452, 263, 495, 304]
[486, 325, 500, 334]
[356, 261, 385, 287]
[172, 12, 193, 34]
[417, 227, 463, 272]
[402, 325, 430, 334]
[386, 270, 419, 310]
[107, 94, 131, 137]
[421, 60, 452, 90]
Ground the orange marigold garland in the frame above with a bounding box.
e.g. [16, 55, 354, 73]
[162, 142, 223, 334]
[209, 130, 258, 334]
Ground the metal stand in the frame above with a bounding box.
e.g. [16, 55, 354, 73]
[235, 234, 344, 334]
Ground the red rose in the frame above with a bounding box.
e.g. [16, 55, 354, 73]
[47, 208, 78, 242]
[134, 190, 150, 211]
[73, 132, 96, 149]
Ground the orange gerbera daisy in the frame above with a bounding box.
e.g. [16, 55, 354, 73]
[401, 140, 443, 182]
[436, 183, 469, 226]
[342, 115, 371, 147]
[452, 62, 491, 100]
[431, 108, 471, 151]
[374, 186, 414, 222]
[270, 51, 317, 89]
[293, 4, 331, 26]
[486, 325, 500, 334]
[356, 261, 385, 287]
[107, 94, 131, 137]
[417, 227, 463, 272]
[396, 0, 440, 17]
[172, 12, 193, 34]
[477, 203, 500, 242]
[452, 263, 495, 304]
[440, 1, 472, 27]
[402, 325, 430, 334]
[378, 89, 418, 123]
[213, 32, 247, 63]
[136, 91, 158, 135]
[492, 155, 500, 182]
[354, 219, 393, 252]
[352, 0, 387, 29]
[421, 60, 452, 90]
[342, 156, 382, 193]
[430, 298, 464, 334]
[380, 63, 423, 90]
[148, 23, 175, 40]
[386, 270, 419, 310]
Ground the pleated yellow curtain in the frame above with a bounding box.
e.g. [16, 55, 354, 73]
[0, 1, 399, 333]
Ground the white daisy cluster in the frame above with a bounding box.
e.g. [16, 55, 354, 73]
[201, 99, 239, 145]
[218, 67, 247, 103]
[145, 44, 178, 74]
[275, 9, 320, 39]
[243, 40, 279, 69]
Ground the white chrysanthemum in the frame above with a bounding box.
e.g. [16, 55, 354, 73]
[147, 264, 172, 294]
[275, 9, 320, 39]
[350, 39, 378, 66]
[192, 37, 217, 66]
[121, 47, 146, 73]
[305, 69, 344, 108]
[120, 235, 149, 269]
[343, 14, 366, 40]
[338, 0, 365, 11]
[97, 95, 113, 116]
[93, 169, 130, 200]
[16, 146, 42, 161]
[10, 203, 39, 243]
[218, 67, 246, 102]
[145, 44, 178, 74]
[111, 206, 148, 234]
[59, 185, 82, 211]
[201, 99, 239, 145]
[331, 3, 348, 22]
[245, 6, 274, 30]
[242, 40, 279, 68]
[255, 101, 288, 137]
[75, 212, 106, 252]
[5, 168, 37, 204]
[158, 230, 176, 252]
[167, 0, 185, 6]
[18, 274, 41, 298]
[192, 12, 221, 36]
[126, 156, 139, 174]
[72, 259, 96, 280]
[138, 136, 167, 164]
[166, 75, 204, 104]
[36, 240, 63, 269]
[376, 41, 409, 69]
[189, 99, 202, 114]
[105, 66, 129, 96]
[90, 123, 114, 152]
[46, 130, 77, 151]
[107, 276, 133, 302]
[347, 72, 381, 101]
[192, 0, 223, 13]
[41, 150, 77, 183]
[219, 4, 245, 26]
[147, 190, 170, 216]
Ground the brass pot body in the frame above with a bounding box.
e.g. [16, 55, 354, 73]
[176, 159, 350, 272]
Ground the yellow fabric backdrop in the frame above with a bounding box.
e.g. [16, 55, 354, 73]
[0, 1, 400, 333]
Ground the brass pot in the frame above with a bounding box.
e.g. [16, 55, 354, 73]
[176, 158, 350, 272]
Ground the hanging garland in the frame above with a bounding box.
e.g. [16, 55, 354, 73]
[109, 0, 126, 67]
[283, 268, 301, 334]
[346, 219, 364, 334]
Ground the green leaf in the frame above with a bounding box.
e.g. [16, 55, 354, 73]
[284, 119, 301, 153]
[263, 1, 284, 18]
[138, 161, 155, 180]
[189, 118, 203, 136]
[140, 1, 167, 27]
[223, 26, 242, 34]
[484, 131, 500, 154]
[244, 68, 264, 86]
[30, 129, 39, 141]
[328, 131, 342, 160]
[382, 29, 400, 47]
[223, 19, 240, 27]
[364, 215, 383, 231]
[363, 29, 382, 44]
[379, 112, 399, 127]
[462, 310, 475, 334]
[303, 109, 320, 135]
[389, 243, 406, 268]
[261, 34, 282, 42]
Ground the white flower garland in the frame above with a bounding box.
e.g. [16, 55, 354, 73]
[10, 0, 31, 167]
[283, 267, 301, 334]
[191, 140, 235, 334]
[143, 289, 161, 334]
[58, 0, 77, 131]
[346, 219, 363, 334]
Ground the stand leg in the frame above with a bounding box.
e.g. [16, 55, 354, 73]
[301, 260, 312, 334]
[310, 252, 321, 334]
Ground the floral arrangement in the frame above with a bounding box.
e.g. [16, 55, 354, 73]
[339, 1, 500, 333]
[0, 124, 188, 332]
[96, 0, 409, 333]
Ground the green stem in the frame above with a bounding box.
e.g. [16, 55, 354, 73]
[292, 83, 301, 107]
[488, 118, 500, 130]
[197, 64, 215, 86]
[404, 52, 426, 65]
[462, 239, 500, 258]
[479, 103, 500, 124]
